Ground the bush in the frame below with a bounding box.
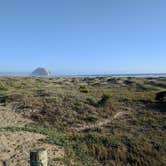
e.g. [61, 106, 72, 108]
[86, 97, 96, 106]
[155, 91, 166, 102]
[0, 82, 8, 91]
[79, 86, 90, 93]
[0, 93, 8, 104]
[97, 94, 110, 107]
[85, 115, 98, 122]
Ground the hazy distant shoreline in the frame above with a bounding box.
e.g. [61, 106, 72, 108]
[0, 72, 166, 78]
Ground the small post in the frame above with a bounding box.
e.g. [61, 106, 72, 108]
[1, 161, 7, 166]
[30, 148, 48, 166]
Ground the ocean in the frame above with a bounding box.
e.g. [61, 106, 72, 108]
[0, 72, 166, 78]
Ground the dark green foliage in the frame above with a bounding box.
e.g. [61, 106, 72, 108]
[79, 85, 90, 93]
[0, 82, 8, 91]
[107, 78, 118, 84]
[0, 93, 8, 104]
[123, 80, 134, 85]
[155, 91, 166, 102]
[86, 97, 96, 106]
[97, 94, 110, 107]
[149, 81, 166, 89]
[85, 115, 98, 122]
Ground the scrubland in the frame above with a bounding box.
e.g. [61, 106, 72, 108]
[0, 76, 165, 165]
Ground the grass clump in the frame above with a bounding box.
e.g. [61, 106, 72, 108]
[0, 81, 8, 91]
[97, 94, 110, 107]
[155, 91, 166, 102]
[79, 85, 90, 93]
[85, 115, 98, 122]
[86, 97, 96, 106]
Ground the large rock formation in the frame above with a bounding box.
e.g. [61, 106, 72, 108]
[31, 67, 52, 77]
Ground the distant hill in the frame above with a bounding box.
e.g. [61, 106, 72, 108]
[31, 67, 52, 77]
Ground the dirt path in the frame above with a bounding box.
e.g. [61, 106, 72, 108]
[0, 106, 64, 166]
[75, 111, 130, 132]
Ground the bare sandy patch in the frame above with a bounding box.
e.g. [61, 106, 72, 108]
[0, 106, 33, 127]
[0, 131, 64, 166]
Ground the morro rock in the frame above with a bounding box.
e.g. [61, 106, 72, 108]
[31, 67, 52, 77]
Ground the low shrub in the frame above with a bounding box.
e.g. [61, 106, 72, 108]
[85, 115, 98, 122]
[97, 94, 110, 107]
[79, 86, 90, 93]
[86, 97, 96, 106]
[0, 82, 8, 91]
[0, 93, 8, 104]
[155, 91, 166, 102]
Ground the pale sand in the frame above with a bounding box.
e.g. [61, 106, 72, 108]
[0, 106, 32, 127]
[0, 106, 64, 166]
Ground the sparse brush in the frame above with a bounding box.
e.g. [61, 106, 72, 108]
[155, 91, 166, 102]
[0, 81, 8, 91]
[97, 94, 110, 107]
[79, 85, 90, 93]
[0, 77, 165, 165]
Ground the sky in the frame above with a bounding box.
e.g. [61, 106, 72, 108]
[0, 0, 166, 75]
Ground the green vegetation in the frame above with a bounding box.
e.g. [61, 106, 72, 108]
[0, 76, 165, 165]
[97, 94, 110, 107]
[79, 85, 90, 93]
[155, 91, 166, 102]
[0, 81, 8, 91]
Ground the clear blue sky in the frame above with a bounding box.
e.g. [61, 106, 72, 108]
[0, 0, 165, 74]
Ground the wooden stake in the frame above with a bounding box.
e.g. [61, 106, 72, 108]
[30, 148, 48, 166]
[0, 161, 7, 166]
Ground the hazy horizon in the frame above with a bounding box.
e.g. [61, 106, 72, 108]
[0, 69, 166, 77]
